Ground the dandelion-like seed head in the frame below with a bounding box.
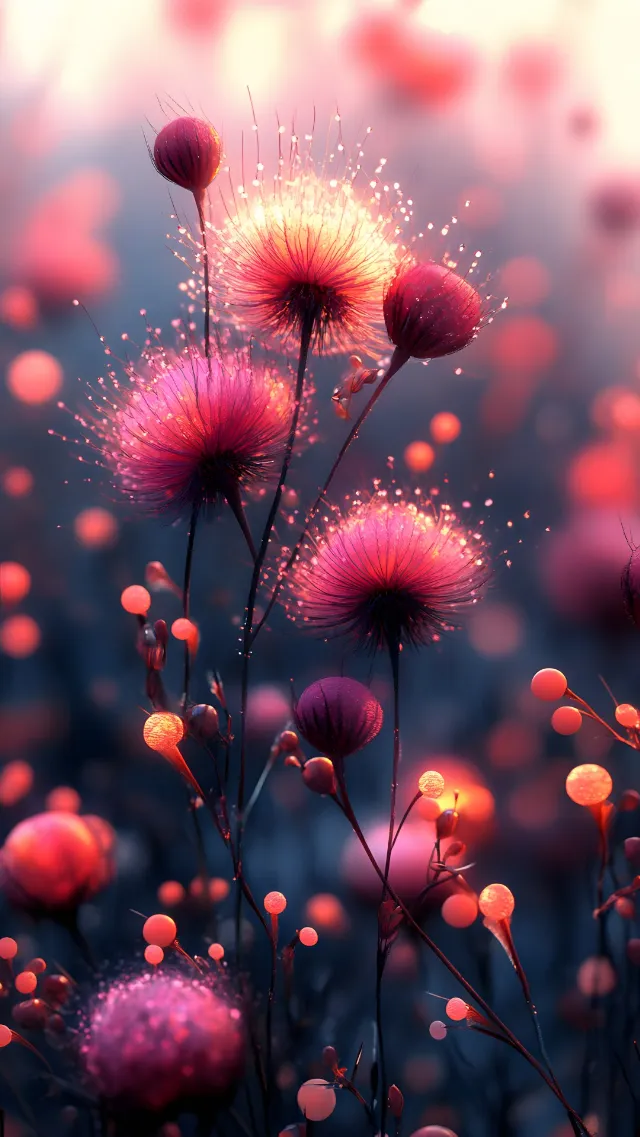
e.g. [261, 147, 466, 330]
[288, 492, 487, 652]
[89, 348, 293, 517]
[205, 126, 405, 354]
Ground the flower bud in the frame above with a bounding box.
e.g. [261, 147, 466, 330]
[302, 757, 337, 796]
[387, 1084, 404, 1118]
[384, 261, 481, 360]
[625, 836, 640, 867]
[437, 808, 459, 839]
[188, 704, 220, 739]
[278, 730, 300, 753]
[322, 1045, 338, 1069]
[293, 677, 383, 761]
[153, 117, 222, 197]
[620, 789, 640, 812]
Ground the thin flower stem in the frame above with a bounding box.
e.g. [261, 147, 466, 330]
[378, 638, 401, 1137]
[182, 502, 200, 712]
[235, 308, 316, 963]
[250, 346, 410, 645]
[391, 791, 422, 852]
[266, 924, 278, 1121]
[331, 769, 589, 1135]
[195, 192, 212, 371]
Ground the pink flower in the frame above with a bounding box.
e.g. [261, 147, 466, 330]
[90, 349, 292, 517]
[152, 116, 222, 198]
[81, 971, 245, 1120]
[207, 166, 401, 353]
[289, 496, 487, 651]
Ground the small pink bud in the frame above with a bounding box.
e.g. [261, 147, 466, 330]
[625, 837, 640, 867]
[322, 1045, 338, 1068]
[387, 1084, 404, 1118]
[278, 730, 300, 752]
[620, 789, 640, 812]
[302, 757, 337, 796]
[384, 261, 482, 360]
[153, 117, 222, 197]
[188, 704, 220, 739]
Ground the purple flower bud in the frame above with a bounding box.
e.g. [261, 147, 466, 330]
[622, 547, 640, 628]
[322, 1045, 338, 1069]
[436, 808, 459, 839]
[293, 677, 383, 760]
[625, 836, 640, 867]
[153, 117, 222, 198]
[383, 261, 482, 360]
[302, 757, 337, 796]
[188, 703, 220, 739]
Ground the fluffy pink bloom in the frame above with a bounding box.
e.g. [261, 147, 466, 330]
[81, 971, 245, 1121]
[289, 496, 487, 650]
[207, 156, 402, 353]
[89, 349, 292, 516]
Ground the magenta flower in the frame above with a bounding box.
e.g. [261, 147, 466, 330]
[383, 261, 482, 360]
[289, 496, 487, 651]
[152, 116, 222, 197]
[81, 971, 245, 1122]
[90, 349, 292, 520]
[294, 676, 383, 759]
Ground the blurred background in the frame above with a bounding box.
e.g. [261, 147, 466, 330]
[2, 0, 640, 1134]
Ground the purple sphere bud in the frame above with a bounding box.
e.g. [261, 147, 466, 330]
[620, 789, 640, 812]
[302, 757, 337, 796]
[625, 836, 640, 867]
[153, 117, 222, 197]
[622, 548, 640, 628]
[383, 261, 481, 360]
[188, 704, 220, 739]
[293, 677, 383, 760]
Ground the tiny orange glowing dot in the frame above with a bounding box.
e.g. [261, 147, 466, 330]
[530, 667, 567, 701]
[6, 350, 62, 405]
[418, 770, 445, 799]
[615, 703, 639, 728]
[0, 614, 41, 658]
[478, 883, 515, 922]
[158, 880, 186, 907]
[430, 412, 461, 444]
[171, 618, 195, 641]
[143, 712, 184, 752]
[0, 562, 31, 606]
[208, 942, 225, 961]
[15, 971, 37, 995]
[445, 997, 468, 1021]
[120, 585, 151, 616]
[551, 706, 582, 735]
[142, 914, 177, 948]
[264, 891, 287, 915]
[0, 1025, 11, 1048]
[144, 944, 164, 966]
[566, 764, 613, 807]
[0, 937, 18, 960]
[299, 926, 319, 947]
[404, 440, 435, 473]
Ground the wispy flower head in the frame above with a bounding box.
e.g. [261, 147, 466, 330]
[203, 122, 406, 354]
[85, 347, 292, 517]
[289, 493, 487, 651]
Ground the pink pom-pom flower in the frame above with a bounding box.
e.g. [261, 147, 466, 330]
[383, 261, 482, 360]
[89, 349, 292, 522]
[289, 496, 487, 651]
[81, 971, 245, 1123]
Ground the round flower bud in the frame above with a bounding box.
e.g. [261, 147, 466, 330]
[143, 914, 177, 948]
[153, 117, 222, 196]
[624, 837, 640, 867]
[188, 704, 220, 739]
[384, 261, 481, 360]
[293, 677, 383, 760]
[302, 757, 337, 796]
[418, 770, 445, 798]
[531, 667, 567, 701]
[478, 883, 515, 922]
[566, 764, 612, 807]
[121, 585, 151, 616]
[298, 927, 318, 947]
[264, 891, 287, 916]
[388, 1085, 404, 1118]
[445, 997, 468, 1021]
[297, 1079, 336, 1122]
[0, 812, 114, 915]
[551, 706, 582, 735]
[620, 789, 640, 811]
